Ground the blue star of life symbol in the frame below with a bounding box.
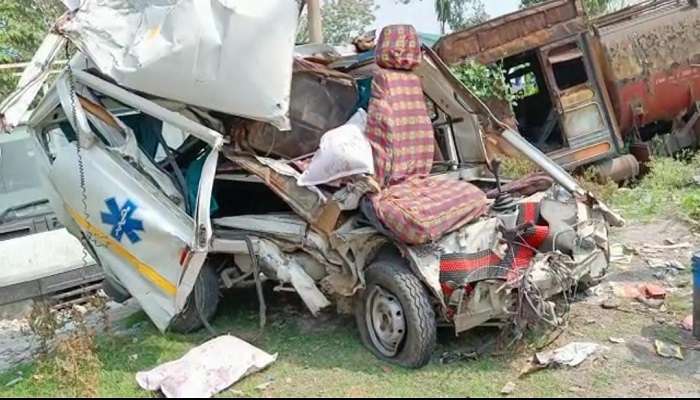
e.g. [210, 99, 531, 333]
[100, 197, 144, 244]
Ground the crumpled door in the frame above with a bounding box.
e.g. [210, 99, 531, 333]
[47, 74, 208, 330]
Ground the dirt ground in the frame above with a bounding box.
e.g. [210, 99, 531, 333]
[526, 218, 700, 397]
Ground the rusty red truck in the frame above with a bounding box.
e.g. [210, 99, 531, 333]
[436, 0, 700, 181]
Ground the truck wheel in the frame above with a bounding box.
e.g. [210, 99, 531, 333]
[170, 263, 220, 333]
[102, 276, 131, 303]
[354, 260, 436, 368]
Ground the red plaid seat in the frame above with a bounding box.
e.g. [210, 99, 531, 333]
[367, 25, 488, 245]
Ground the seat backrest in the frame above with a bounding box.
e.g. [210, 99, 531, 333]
[366, 25, 435, 187]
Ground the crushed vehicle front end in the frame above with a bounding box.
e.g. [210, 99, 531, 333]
[412, 184, 610, 335]
[379, 47, 616, 337]
[0, 0, 619, 369]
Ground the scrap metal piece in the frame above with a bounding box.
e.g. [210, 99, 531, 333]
[256, 239, 331, 316]
[654, 339, 684, 360]
[0, 34, 66, 132]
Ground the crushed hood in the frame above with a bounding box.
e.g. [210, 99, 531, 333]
[57, 0, 299, 130]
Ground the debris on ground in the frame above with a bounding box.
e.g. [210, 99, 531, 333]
[681, 315, 693, 331]
[4, 376, 23, 387]
[610, 243, 634, 264]
[439, 350, 478, 365]
[255, 381, 274, 391]
[643, 242, 691, 251]
[611, 283, 642, 299]
[646, 259, 686, 271]
[636, 297, 665, 309]
[500, 381, 516, 395]
[534, 342, 606, 368]
[639, 283, 667, 299]
[519, 342, 607, 378]
[608, 337, 625, 344]
[607, 282, 669, 309]
[654, 340, 684, 360]
[601, 296, 622, 310]
[135, 335, 277, 398]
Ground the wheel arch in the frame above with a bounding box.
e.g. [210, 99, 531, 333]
[369, 243, 446, 313]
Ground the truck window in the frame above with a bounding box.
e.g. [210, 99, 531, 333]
[549, 45, 588, 91]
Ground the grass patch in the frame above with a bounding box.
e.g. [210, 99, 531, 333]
[611, 155, 700, 221]
[665, 289, 693, 316]
[0, 293, 578, 397]
[577, 167, 620, 203]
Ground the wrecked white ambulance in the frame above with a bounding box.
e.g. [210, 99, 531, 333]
[0, 1, 621, 368]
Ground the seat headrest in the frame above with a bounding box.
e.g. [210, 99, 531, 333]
[375, 25, 421, 71]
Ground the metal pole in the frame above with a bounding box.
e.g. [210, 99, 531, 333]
[307, 0, 323, 43]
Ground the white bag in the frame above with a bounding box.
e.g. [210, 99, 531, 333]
[297, 109, 374, 187]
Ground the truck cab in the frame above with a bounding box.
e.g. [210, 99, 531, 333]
[435, 0, 631, 179]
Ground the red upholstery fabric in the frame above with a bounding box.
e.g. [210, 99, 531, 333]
[371, 175, 488, 245]
[366, 71, 435, 186]
[375, 25, 422, 71]
[366, 25, 488, 245]
[438, 203, 551, 292]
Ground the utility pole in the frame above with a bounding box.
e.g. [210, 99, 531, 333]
[307, 0, 323, 43]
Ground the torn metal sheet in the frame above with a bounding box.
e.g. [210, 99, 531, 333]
[136, 335, 277, 398]
[0, 34, 66, 132]
[58, 0, 298, 129]
[453, 281, 510, 334]
[500, 128, 624, 227]
[256, 239, 331, 315]
[214, 214, 308, 244]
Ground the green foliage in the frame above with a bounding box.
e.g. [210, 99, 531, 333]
[296, 0, 378, 45]
[499, 156, 541, 179]
[452, 60, 524, 105]
[0, 0, 63, 99]
[398, 0, 488, 34]
[434, 0, 488, 33]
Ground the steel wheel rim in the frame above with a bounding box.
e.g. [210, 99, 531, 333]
[365, 285, 406, 357]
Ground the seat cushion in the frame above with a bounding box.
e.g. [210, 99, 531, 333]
[366, 70, 435, 187]
[371, 175, 488, 245]
[375, 25, 422, 71]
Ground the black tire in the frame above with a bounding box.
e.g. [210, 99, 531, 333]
[102, 276, 131, 303]
[170, 263, 220, 333]
[354, 260, 436, 368]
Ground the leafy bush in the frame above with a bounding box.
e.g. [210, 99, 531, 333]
[452, 60, 537, 107]
[452, 60, 518, 105]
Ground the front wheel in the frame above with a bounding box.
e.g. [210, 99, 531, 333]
[354, 260, 436, 368]
[169, 263, 220, 333]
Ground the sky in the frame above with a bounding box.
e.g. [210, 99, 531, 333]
[372, 0, 522, 33]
